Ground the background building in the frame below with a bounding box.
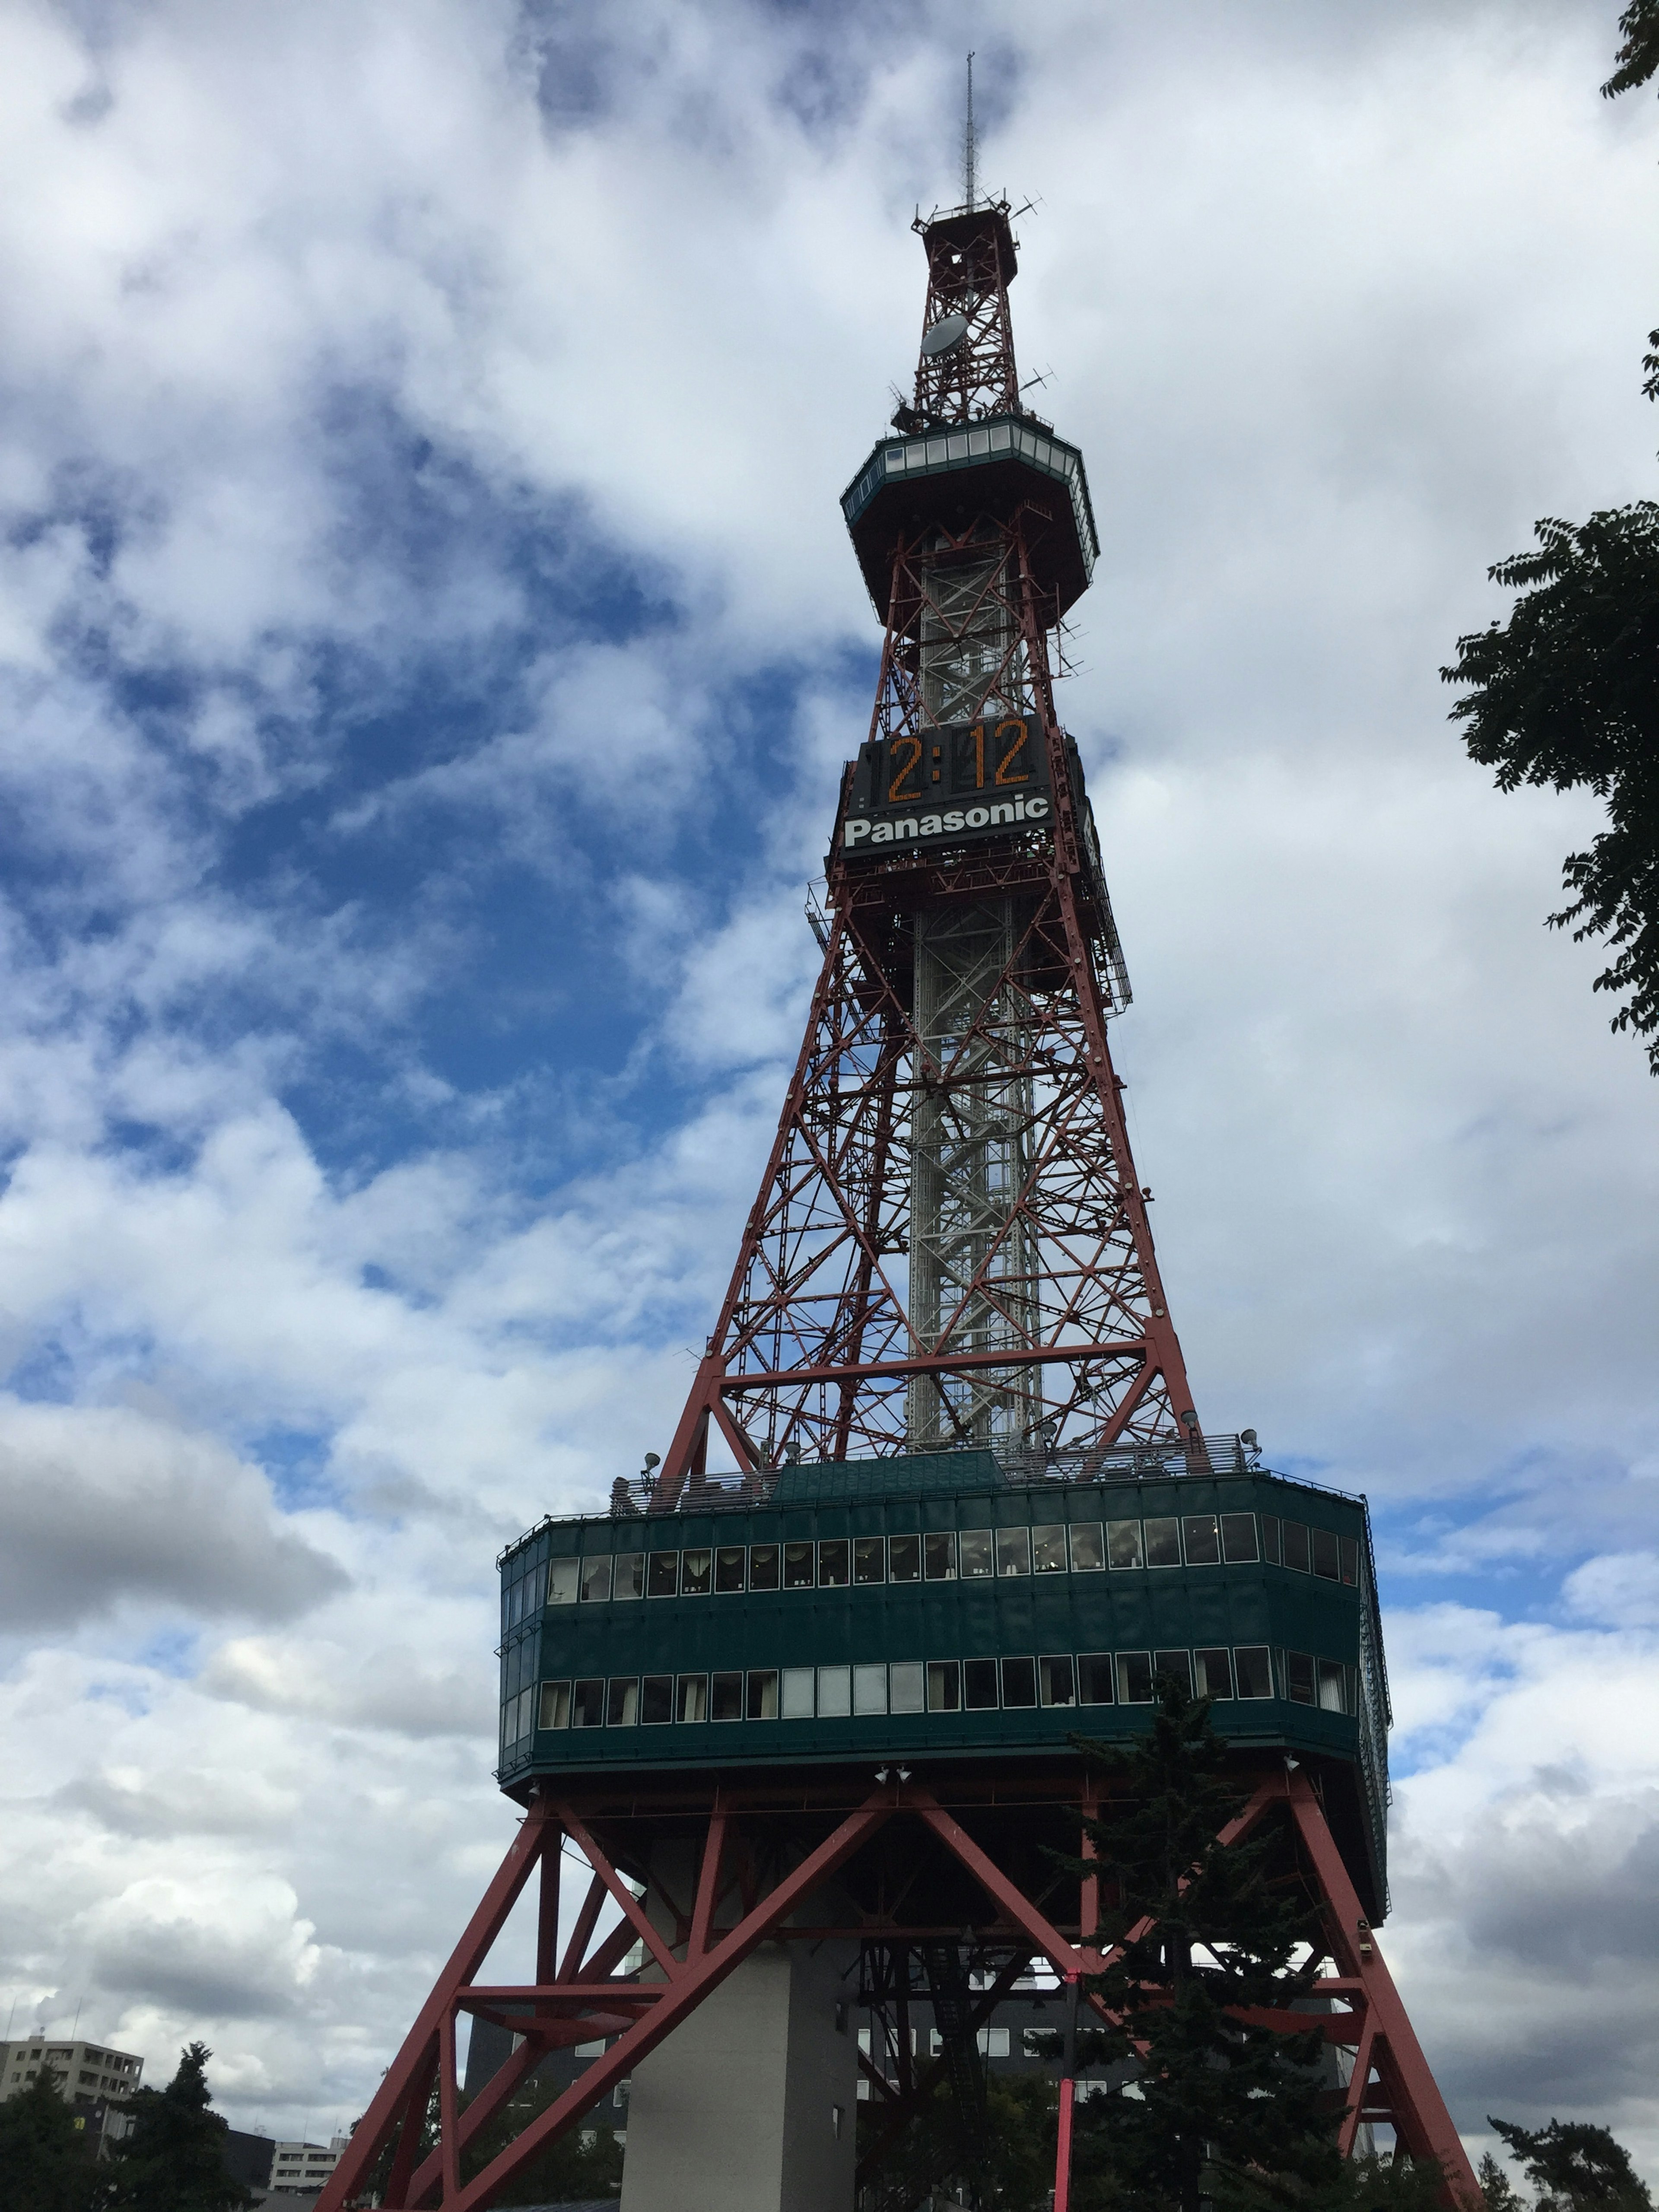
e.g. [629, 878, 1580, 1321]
[0, 2036, 143, 2155]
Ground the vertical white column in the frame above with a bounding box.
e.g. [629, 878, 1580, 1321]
[618, 1942, 858, 2212]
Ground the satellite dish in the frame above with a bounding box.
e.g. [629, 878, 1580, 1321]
[920, 311, 969, 358]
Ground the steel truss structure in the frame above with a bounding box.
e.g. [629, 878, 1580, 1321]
[315, 1764, 1478, 2211]
[655, 497, 1195, 1500]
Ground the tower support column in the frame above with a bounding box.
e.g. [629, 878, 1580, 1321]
[619, 1941, 858, 2212]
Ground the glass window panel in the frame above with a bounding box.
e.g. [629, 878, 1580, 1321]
[818, 1539, 850, 1587]
[607, 1678, 639, 1727]
[572, 1679, 605, 1728]
[641, 1675, 673, 1725]
[515, 1686, 534, 1741]
[1194, 1648, 1233, 1700]
[1261, 1514, 1282, 1565]
[959, 1529, 994, 1580]
[538, 1681, 570, 1730]
[710, 1671, 744, 1722]
[1340, 1535, 1360, 1587]
[1234, 1646, 1273, 1700]
[1069, 1523, 1105, 1572]
[1220, 1514, 1259, 1565]
[1000, 1655, 1037, 1708]
[580, 1556, 613, 1604]
[784, 1542, 816, 1590]
[613, 1552, 644, 1601]
[1107, 1520, 1143, 1570]
[676, 1674, 708, 1723]
[1154, 1650, 1193, 1698]
[924, 1532, 957, 1581]
[1312, 1528, 1341, 1582]
[1077, 1653, 1114, 1705]
[508, 1577, 524, 1626]
[963, 1658, 999, 1709]
[817, 1665, 852, 1717]
[749, 1544, 781, 1591]
[547, 1557, 579, 1605]
[890, 1660, 925, 1713]
[889, 1534, 922, 1583]
[1318, 1659, 1346, 1712]
[714, 1545, 746, 1593]
[1032, 1525, 1067, 1573]
[1283, 1522, 1311, 1574]
[782, 1667, 815, 1718]
[854, 1662, 889, 1715]
[1144, 1518, 1182, 1568]
[990, 424, 1011, 450]
[1182, 1515, 1220, 1567]
[1284, 1651, 1315, 1704]
[1116, 1651, 1154, 1704]
[947, 433, 969, 460]
[1039, 1655, 1077, 1708]
[967, 427, 990, 456]
[855, 1536, 887, 1585]
[680, 1548, 712, 1596]
[647, 1551, 679, 1598]
[747, 1669, 779, 1720]
[926, 1660, 961, 1712]
[995, 1527, 1031, 1576]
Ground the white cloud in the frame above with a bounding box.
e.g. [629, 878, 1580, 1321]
[0, 0, 1652, 2164]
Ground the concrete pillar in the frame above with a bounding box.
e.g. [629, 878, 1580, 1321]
[618, 1940, 858, 2212]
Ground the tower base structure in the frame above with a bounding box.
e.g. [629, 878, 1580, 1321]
[313, 1763, 1477, 2212]
[619, 1942, 857, 2212]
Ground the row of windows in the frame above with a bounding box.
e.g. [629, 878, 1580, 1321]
[500, 1645, 1356, 1750]
[503, 1511, 1360, 1626]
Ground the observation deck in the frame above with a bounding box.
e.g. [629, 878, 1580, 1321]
[496, 1443, 1391, 1917]
[840, 413, 1100, 621]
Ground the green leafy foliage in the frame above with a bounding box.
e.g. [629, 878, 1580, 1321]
[1602, 0, 1659, 99]
[462, 2068, 624, 2204]
[1482, 2151, 1529, 2212]
[101, 2044, 254, 2212]
[0, 2063, 100, 2212]
[1487, 2117, 1653, 2212]
[1443, 502, 1659, 1073]
[1441, 6, 1659, 1074]
[1056, 1679, 1345, 2212]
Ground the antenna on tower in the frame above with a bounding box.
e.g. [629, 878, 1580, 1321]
[963, 51, 977, 210]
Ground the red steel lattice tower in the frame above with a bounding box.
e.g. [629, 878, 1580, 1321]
[314, 187, 1480, 2212]
[658, 194, 1201, 1504]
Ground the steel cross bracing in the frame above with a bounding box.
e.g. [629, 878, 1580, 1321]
[909, 201, 1021, 428]
[654, 493, 1192, 1497]
[309, 1767, 1478, 2212]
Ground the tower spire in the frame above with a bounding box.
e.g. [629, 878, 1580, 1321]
[963, 51, 977, 210]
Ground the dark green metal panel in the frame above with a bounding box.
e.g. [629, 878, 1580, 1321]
[495, 1458, 1391, 1913]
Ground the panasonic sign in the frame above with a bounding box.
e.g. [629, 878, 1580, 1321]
[839, 717, 1055, 859]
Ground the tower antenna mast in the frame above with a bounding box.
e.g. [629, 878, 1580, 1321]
[963, 51, 977, 209]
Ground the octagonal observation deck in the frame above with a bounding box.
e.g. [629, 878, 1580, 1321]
[496, 1443, 1392, 1918]
[840, 413, 1101, 623]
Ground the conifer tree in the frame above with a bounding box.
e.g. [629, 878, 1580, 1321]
[1059, 1677, 1344, 2212]
[102, 2043, 254, 2212]
[0, 2062, 99, 2212]
[1488, 2118, 1653, 2212]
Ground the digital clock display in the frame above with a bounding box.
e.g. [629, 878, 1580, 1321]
[839, 716, 1053, 858]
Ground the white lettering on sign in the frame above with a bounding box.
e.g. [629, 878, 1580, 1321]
[840, 791, 1052, 853]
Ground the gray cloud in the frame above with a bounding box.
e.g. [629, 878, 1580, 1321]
[0, 1398, 350, 1631]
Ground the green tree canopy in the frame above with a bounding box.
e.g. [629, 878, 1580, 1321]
[1602, 0, 1659, 99]
[0, 2062, 99, 2212]
[1058, 1679, 1345, 2212]
[1442, 3, 1659, 1074]
[1488, 2117, 1653, 2212]
[102, 2043, 254, 2212]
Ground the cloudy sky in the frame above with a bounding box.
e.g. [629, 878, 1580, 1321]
[0, 0, 1655, 2178]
